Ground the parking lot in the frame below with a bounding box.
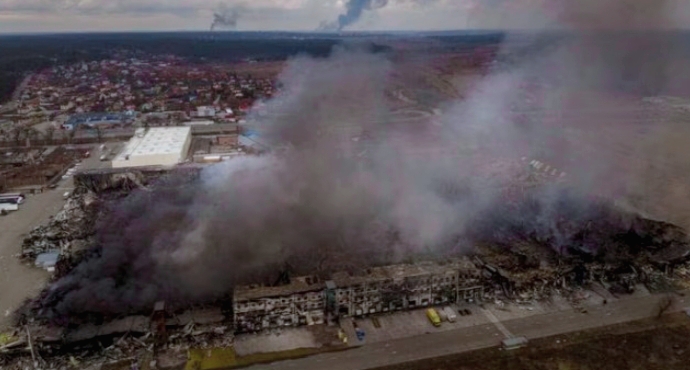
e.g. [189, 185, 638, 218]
[336, 283, 656, 348]
[341, 305, 491, 345]
[0, 144, 111, 330]
[0, 178, 74, 330]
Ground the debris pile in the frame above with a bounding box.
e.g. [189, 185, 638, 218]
[21, 169, 156, 274]
[1, 306, 233, 370]
[21, 191, 99, 266]
[472, 191, 690, 302]
[74, 170, 147, 193]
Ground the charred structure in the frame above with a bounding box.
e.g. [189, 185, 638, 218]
[233, 258, 483, 333]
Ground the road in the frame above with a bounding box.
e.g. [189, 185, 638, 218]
[11, 74, 33, 102]
[248, 292, 687, 370]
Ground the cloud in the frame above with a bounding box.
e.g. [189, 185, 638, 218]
[0, 0, 688, 33]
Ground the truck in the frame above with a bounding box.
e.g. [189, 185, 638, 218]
[0, 203, 18, 215]
[443, 307, 458, 323]
[426, 308, 442, 327]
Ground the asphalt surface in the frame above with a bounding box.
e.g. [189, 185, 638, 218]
[0, 182, 69, 330]
[248, 292, 688, 370]
[0, 146, 105, 331]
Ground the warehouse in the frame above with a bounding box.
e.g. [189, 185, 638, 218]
[112, 127, 192, 168]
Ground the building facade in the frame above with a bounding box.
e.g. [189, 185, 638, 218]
[328, 260, 483, 318]
[232, 258, 484, 333]
[233, 276, 326, 333]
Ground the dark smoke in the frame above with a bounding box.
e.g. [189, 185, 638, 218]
[210, 3, 245, 31]
[319, 0, 440, 31]
[38, 46, 501, 319]
[33, 0, 690, 321]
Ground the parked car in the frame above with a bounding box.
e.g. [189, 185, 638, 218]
[443, 307, 458, 323]
[426, 308, 441, 327]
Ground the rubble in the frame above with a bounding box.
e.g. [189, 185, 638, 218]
[20, 191, 98, 264]
[74, 169, 148, 193]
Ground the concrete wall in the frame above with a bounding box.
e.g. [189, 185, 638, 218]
[112, 152, 179, 168]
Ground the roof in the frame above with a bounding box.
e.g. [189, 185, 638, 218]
[184, 120, 215, 126]
[331, 258, 478, 287]
[191, 123, 239, 135]
[66, 112, 130, 126]
[114, 127, 190, 160]
[35, 252, 60, 268]
[235, 276, 325, 301]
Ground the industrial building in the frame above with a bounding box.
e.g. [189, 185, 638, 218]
[63, 112, 133, 130]
[234, 276, 326, 333]
[329, 259, 483, 318]
[112, 127, 192, 168]
[196, 106, 216, 118]
[232, 258, 484, 333]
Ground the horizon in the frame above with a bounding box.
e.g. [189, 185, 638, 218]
[2, 28, 690, 38]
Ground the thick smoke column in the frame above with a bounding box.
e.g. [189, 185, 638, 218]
[319, 0, 440, 31]
[210, 3, 245, 31]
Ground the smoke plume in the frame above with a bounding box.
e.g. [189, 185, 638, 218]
[210, 3, 245, 31]
[319, 0, 440, 31]
[33, 0, 690, 321]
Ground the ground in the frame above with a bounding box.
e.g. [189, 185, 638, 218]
[0, 145, 109, 331]
[244, 290, 689, 370]
[0, 181, 68, 330]
[371, 313, 690, 370]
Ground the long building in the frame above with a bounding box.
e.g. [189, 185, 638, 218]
[112, 127, 192, 168]
[233, 258, 483, 333]
[234, 276, 326, 333]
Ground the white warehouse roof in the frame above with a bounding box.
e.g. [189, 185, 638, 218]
[112, 127, 192, 168]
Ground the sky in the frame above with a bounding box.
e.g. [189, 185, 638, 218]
[0, 0, 556, 33]
[0, 0, 687, 34]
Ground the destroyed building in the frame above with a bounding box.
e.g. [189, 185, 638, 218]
[329, 259, 483, 318]
[233, 275, 326, 333]
[232, 258, 483, 333]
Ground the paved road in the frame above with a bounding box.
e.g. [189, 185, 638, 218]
[248, 292, 688, 370]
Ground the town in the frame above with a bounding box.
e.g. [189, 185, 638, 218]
[1, 26, 690, 370]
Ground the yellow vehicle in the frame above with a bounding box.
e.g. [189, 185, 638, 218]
[426, 308, 441, 327]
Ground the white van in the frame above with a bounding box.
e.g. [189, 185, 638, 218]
[443, 307, 458, 323]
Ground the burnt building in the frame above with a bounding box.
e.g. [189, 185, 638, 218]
[232, 258, 483, 333]
[233, 275, 326, 333]
[328, 258, 483, 318]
